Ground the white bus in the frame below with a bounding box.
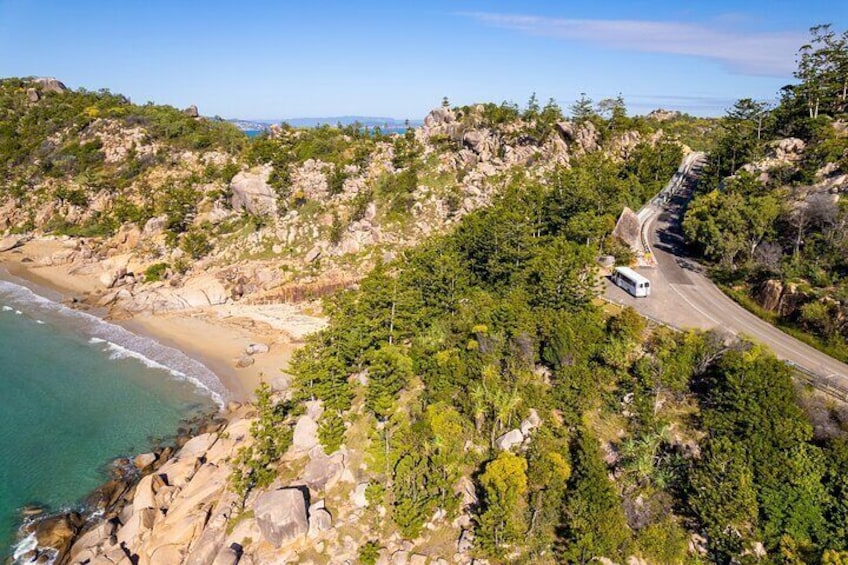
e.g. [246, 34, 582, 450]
[612, 266, 651, 298]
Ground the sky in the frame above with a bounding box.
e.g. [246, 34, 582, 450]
[0, 0, 846, 120]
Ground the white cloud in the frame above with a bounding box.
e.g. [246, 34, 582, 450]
[462, 12, 805, 77]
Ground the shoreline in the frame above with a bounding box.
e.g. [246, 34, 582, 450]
[0, 239, 325, 404]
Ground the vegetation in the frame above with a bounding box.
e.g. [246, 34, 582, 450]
[269, 83, 846, 560]
[230, 382, 294, 498]
[5, 27, 848, 561]
[684, 25, 848, 350]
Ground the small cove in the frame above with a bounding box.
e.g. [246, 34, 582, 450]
[0, 274, 222, 558]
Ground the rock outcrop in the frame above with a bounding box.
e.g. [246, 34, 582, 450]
[29, 77, 68, 93]
[230, 164, 277, 217]
[647, 108, 681, 122]
[613, 207, 643, 251]
[756, 278, 808, 317]
[0, 235, 24, 252]
[770, 137, 806, 162]
[44, 407, 425, 564]
[556, 120, 600, 155]
[253, 488, 309, 547]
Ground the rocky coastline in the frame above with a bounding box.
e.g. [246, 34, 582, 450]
[10, 408, 231, 565]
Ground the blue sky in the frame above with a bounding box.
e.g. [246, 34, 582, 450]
[0, 0, 845, 119]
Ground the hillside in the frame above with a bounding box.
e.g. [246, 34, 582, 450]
[682, 25, 848, 361]
[9, 57, 848, 564]
[0, 79, 696, 317]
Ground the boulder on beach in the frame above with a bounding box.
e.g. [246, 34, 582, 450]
[245, 343, 270, 355]
[236, 355, 255, 368]
[0, 235, 23, 252]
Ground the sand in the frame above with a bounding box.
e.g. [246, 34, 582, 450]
[0, 238, 327, 403]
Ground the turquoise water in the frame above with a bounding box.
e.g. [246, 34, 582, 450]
[0, 275, 225, 558]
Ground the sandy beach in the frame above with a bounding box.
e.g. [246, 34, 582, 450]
[0, 238, 326, 402]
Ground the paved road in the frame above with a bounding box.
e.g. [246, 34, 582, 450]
[604, 154, 848, 392]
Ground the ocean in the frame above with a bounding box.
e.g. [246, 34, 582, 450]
[0, 274, 225, 559]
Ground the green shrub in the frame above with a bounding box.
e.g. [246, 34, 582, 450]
[144, 262, 169, 282]
[357, 541, 381, 565]
[180, 229, 212, 259]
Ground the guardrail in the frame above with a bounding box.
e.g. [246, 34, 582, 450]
[597, 294, 682, 331]
[600, 294, 848, 402]
[632, 152, 706, 265]
[605, 152, 848, 404]
[786, 362, 848, 402]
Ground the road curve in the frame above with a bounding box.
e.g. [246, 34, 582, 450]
[604, 154, 848, 394]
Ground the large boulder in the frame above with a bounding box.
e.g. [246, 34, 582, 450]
[302, 451, 345, 491]
[520, 408, 542, 436]
[350, 482, 369, 508]
[495, 429, 524, 451]
[612, 207, 642, 251]
[292, 415, 319, 452]
[33, 512, 83, 558]
[253, 488, 309, 547]
[422, 106, 462, 140]
[770, 138, 806, 162]
[575, 121, 600, 154]
[308, 507, 333, 535]
[423, 106, 455, 129]
[0, 235, 23, 252]
[143, 215, 167, 236]
[647, 108, 681, 122]
[29, 77, 68, 93]
[557, 120, 599, 154]
[462, 130, 497, 162]
[231, 164, 277, 217]
[175, 275, 229, 308]
[246, 343, 270, 355]
[757, 279, 783, 312]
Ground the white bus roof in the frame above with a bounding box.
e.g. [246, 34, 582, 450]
[614, 266, 650, 284]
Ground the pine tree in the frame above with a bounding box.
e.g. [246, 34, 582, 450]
[560, 431, 631, 563]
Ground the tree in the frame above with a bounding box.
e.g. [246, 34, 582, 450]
[523, 92, 541, 120]
[425, 403, 468, 511]
[795, 25, 848, 117]
[476, 451, 529, 558]
[688, 436, 759, 559]
[683, 190, 747, 267]
[597, 95, 628, 131]
[522, 236, 596, 310]
[561, 431, 631, 563]
[365, 344, 414, 420]
[824, 437, 848, 549]
[318, 410, 346, 453]
[697, 347, 828, 553]
[635, 517, 690, 565]
[570, 93, 595, 123]
[230, 382, 293, 497]
[525, 429, 572, 552]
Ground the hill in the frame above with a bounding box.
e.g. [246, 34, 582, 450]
[10, 55, 848, 564]
[682, 24, 848, 362]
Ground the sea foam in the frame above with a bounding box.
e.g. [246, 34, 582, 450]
[0, 277, 227, 408]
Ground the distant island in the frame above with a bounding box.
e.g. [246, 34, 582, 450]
[228, 116, 422, 134]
